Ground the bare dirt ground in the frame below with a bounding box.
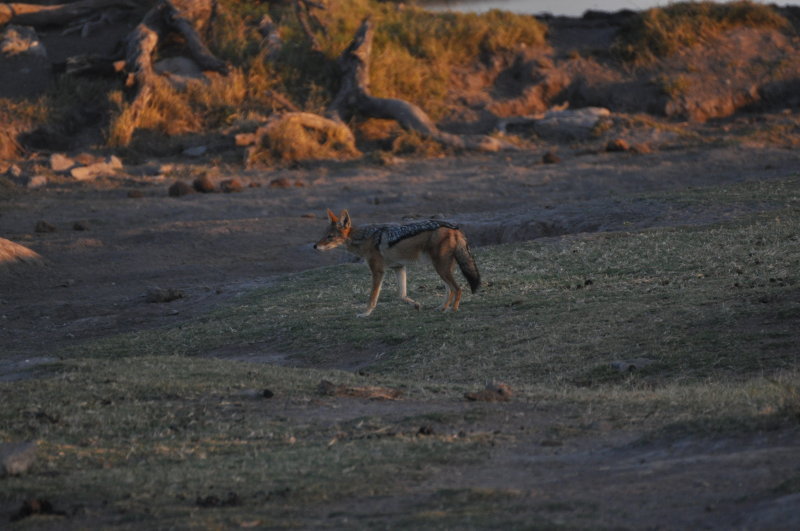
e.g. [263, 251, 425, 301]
[2, 130, 800, 527]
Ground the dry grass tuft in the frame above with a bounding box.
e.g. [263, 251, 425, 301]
[0, 238, 43, 266]
[390, 130, 448, 158]
[246, 112, 361, 166]
[614, 0, 789, 62]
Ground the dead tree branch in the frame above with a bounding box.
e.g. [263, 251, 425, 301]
[328, 17, 516, 152]
[0, 0, 137, 27]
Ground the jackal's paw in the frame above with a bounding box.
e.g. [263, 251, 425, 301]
[437, 306, 451, 313]
[413, 302, 421, 311]
[356, 310, 373, 318]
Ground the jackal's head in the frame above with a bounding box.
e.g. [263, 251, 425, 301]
[313, 209, 351, 251]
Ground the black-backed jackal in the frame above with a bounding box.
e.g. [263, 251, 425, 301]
[314, 209, 481, 317]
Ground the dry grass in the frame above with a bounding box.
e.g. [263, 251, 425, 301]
[246, 112, 361, 166]
[0, 0, 545, 153]
[614, 0, 789, 62]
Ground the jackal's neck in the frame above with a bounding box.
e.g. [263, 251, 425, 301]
[346, 224, 382, 254]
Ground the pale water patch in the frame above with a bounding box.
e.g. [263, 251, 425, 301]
[427, 0, 800, 17]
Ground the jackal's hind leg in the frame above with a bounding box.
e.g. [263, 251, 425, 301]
[394, 267, 420, 310]
[435, 261, 462, 312]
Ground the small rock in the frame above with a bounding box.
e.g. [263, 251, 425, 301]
[34, 220, 56, 233]
[74, 152, 98, 165]
[235, 133, 256, 147]
[49, 153, 75, 172]
[606, 138, 631, 152]
[465, 381, 513, 402]
[610, 358, 655, 372]
[107, 155, 123, 169]
[6, 164, 22, 178]
[26, 175, 47, 189]
[269, 177, 293, 189]
[534, 107, 611, 140]
[146, 288, 184, 303]
[542, 151, 561, 164]
[70, 157, 121, 181]
[168, 180, 194, 197]
[72, 220, 89, 231]
[193, 175, 215, 193]
[1, 441, 36, 476]
[11, 499, 66, 522]
[220, 178, 243, 193]
[183, 145, 207, 157]
[196, 492, 241, 508]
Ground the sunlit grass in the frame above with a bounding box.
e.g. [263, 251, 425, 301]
[614, 0, 789, 62]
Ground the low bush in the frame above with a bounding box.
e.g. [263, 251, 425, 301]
[614, 1, 789, 62]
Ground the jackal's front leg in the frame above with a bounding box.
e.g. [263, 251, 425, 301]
[358, 263, 385, 318]
[394, 267, 420, 310]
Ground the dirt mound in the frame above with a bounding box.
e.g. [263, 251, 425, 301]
[482, 19, 800, 125]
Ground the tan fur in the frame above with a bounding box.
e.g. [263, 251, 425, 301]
[314, 209, 480, 317]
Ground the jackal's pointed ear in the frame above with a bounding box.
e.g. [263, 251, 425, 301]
[326, 208, 338, 224]
[339, 210, 351, 229]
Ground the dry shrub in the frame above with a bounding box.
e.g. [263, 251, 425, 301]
[390, 130, 446, 158]
[247, 112, 360, 166]
[0, 238, 42, 266]
[0, 128, 21, 161]
[107, 78, 202, 148]
[615, 0, 789, 62]
[355, 118, 403, 149]
[0, 97, 45, 160]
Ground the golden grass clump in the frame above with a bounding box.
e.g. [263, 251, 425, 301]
[104, 0, 547, 148]
[107, 78, 202, 148]
[278, 0, 547, 119]
[614, 0, 789, 62]
[0, 238, 42, 266]
[246, 112, 361, 166]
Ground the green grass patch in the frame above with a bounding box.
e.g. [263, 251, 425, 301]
[0, 357, 489, 527]
[72, 178, 800, 389]
[614, 1, 789, 62]
[4, 177, 800, 527]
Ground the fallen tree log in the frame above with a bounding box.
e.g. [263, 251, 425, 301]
[0, 0, 137, 27]
[328, 17, 517, 152]
[113, 0, 227, 145]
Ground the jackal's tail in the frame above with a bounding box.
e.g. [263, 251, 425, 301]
[455, 236, 481, 294]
